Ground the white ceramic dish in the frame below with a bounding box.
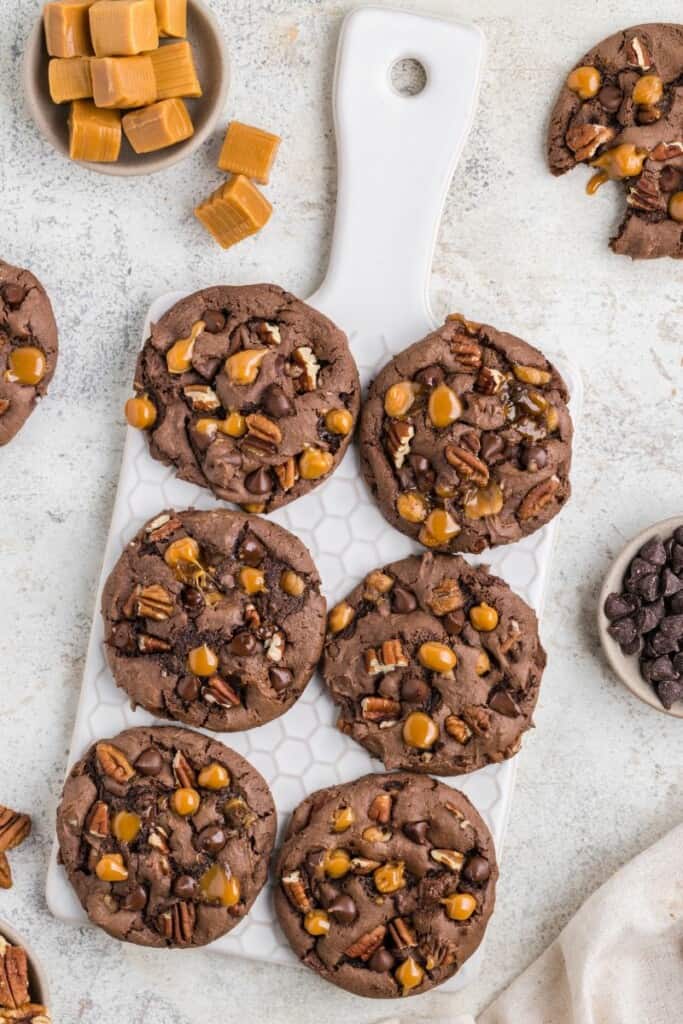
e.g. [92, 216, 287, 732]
[23, 0, 229, 176]
[598, 515, 683, 718]
[46, 6, 582, 994]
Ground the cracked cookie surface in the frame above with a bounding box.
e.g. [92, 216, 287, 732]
[274, 773, 497, 998]
[548, 23, 683, 258]
[359, 316, 572, 554]
[126, 284, 360, 511]
[322, 553, 546, 775]
[56, 726, 276, 948]
[102, 508, 327, 730]
[0, 260, 58, 446]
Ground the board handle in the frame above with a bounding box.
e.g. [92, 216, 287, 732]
[312, 6, 485, 337]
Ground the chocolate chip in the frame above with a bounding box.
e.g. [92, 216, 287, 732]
[637, 105, 661, 125]
[673, 545, 683, 574]
[245, 467, 273, 495]
[402, 820, 430, 844]
[3, 283, 26, 307]
[317, 882, 339, 908]
[637, 573, 660, 602]
[639, 537, 667, 566]
[229, 632, 256, 656]
[121, 884, 147, 911]
[608, 617, 637, 646]
[415, 364, 444, 388]
[173, 875, 199, 899]
[392, 586, 417, 613]
[202, 310, 227, 333]
[634, 601, 664, 635]
[240, 533, 266, 566]
[197, 826, 227, 855]
[488, 689, 519, 717]
[261, 383, 294, 418]
[660, 614, 683, 639]
[649, 631, 678, 655]
[674, 527, 683, 545]
[327, 893, 357, 924]
[520, 444, 547, 472]
[135, 747, 163, 775]
[656, 678, 683, 710]
[621, 635, 642, 656]
[182, 586, 205, 611]
[443, 609, 466, 635]
[401, 677, 431, 704]
[269, 666, 293, 691]
[369, 947, 395, 973]
[661, 568, 683, 597]
[598, 84, 622, 112]
[671, 591, 683, 614]
[604, 592, 639, 621]
[480, 433, 504, 463]
[463, 854, 490, 883]
[177, 676, 201, 702]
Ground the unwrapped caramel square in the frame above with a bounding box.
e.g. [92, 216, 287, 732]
[195, 175, 273, 249]
[155, 0, 186, 37]
[69, 99, 121, 161]
[148, 41, 201, 99]
[48, 57, 93, 103]
[91, 55, 156, 108]
[217, 121, 281, 185]
[44, 2, 94, 58]
[89, 0, 158, 57]
[122, 97, 193, 153]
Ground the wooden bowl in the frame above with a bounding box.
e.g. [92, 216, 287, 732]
[22, 0, 229, 176]
[0, 917, 50, 1011]
[598, 515, 683, 718]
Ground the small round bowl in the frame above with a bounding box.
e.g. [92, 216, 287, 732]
[0, 917, 50, 1011]
[23, 0, 229, 176]
[598, 515, 683, 718]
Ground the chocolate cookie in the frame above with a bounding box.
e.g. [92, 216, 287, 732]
[548, 24, 683, 259]
[0, 260, 58, 445]
[322, 553, 546, 774]
[359, 315, 572, 554]
[275, 773, 497, 998]
[102, 509, 327, 731]
[125, 284, 360, 511]
[57, 726, 276, 947]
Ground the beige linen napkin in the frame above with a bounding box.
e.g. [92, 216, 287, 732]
[382, 822, 683, 1024]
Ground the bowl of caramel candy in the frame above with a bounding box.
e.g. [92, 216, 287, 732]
[24, 0, 229, 175]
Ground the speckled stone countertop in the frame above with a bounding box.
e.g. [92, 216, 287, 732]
[1, 1, 682, 1022]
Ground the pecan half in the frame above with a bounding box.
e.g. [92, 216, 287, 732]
[518, 474, 560, 521]
[446, 312, 481, 336]
[385, 420, 414, 469]
[344, 924, 386, 961]
[463, 704, 492, 737]
[95, 743, 135, 783]
[388, 916, 417, 949]
[362, 571, 394, 602]
[476, 366, 507, 395]
[256, 322, 281, 346]
[0, 808, 31, 853]
[282, 870, 312, 912]
[444, 715, 472, 744]
[566, 123, 615, 162]
[449, 333, 482, 368]
[627, 169, 666, 212]
[145, 513, 182, 542]
[203, 676, 241, 707]
[368, 792, 392, 824]
[148, 825, 170, 853]
[292, 346, 319, 391]
[171, 900, 196, 944]
[85, 801, 109, 839]
[650, 141, 683, 161]
[430, 848, 465, 871]
[445, 444, 489, 487]
[183, 384, 221, 412]
[137, 634, 172, 654]
[350, 856, 381, 874]
[173, 750, 196, 788]
[245, 413, 282, 449]
[423, 936, 457, 969]
[428, 578, 464, 616]
[265, 631, 285, 662]
[361, 696, 401, 721]
[0, 941, 30, 1009]
[224, 797, 256, 830]
[499, 618, 522, 654]
[0, 855, 11, 890]
[274, 457, 298, 492]
[136, 584, 174, 621]
[626, 35, 653, 70]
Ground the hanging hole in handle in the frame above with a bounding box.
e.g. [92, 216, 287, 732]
[390, 58, 427, 97]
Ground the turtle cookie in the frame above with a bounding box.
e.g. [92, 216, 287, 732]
[359, 315, 572, 554]
[125, 284, 360, 512]
[322, 553, 546, 775]
[102, 509, 326, 731]
[548, 23, 683, 258]
[56, 726, 276, 947]
[274, 773, 497, 998]
[0, 260, 58, 445]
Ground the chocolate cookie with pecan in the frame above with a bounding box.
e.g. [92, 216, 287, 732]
[548, 23, 683, 258]
[275, 773, 497, 998]
[125, 284, 360, 511]
[0, 260, 58, 446]
[57, 726, 276, 947]
[102, 509, 327, 730]
[359, 315, 572, 554]
[322, 553, 546, 774]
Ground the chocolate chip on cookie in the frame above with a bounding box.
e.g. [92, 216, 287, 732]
[322, 553, 546, 774]
[101, 509, 327, 730]
[274, 773, 497, 998]
[0, 260, 58, 446]
[125, 284, 360, 511]
[548, 23, 683, 258]
[359, 315, 572, 554]
[56, 726, 276, 947]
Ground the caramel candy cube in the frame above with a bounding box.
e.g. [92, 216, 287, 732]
[148, 41, 201, 99]
[48, 57, 93, 103]
[89, 0, 159, 57]
[44, 2, 94, 58]
[195, 175, 272, 249]
[69, 100, 121, 161]
[218, 121, 281, 185]
[155, 0, 186, 37]
[122, 97, 193, 153]
[91, 56, 156, 108]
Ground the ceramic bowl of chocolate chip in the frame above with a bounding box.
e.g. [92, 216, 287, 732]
[598, 515, 683, 717]
[0, 918, 50, 1017]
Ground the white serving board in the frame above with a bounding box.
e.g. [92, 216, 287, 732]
[47, 6, 582, 994]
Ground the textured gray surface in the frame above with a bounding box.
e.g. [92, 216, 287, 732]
[0, 1, 682, 1022]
